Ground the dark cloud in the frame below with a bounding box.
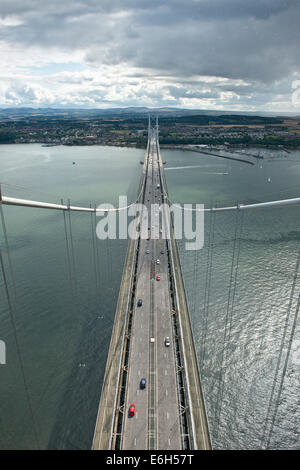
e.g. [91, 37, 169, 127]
[0, 1, 299, 109]
[1, 1, 299, 82]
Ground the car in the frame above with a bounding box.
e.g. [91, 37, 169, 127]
[147, 236, 150, 240]
[137, 299, 142, 307]
[156, 275, 161, 281]
[129, 403, 135, 416]
[156, 259, 160, 265]
[160, 250, 164, 255]
[146, 250, 150, 254]
[140, 378, 146, 389]
[164, 337, 170, 347]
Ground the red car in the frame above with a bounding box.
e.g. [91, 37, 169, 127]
[156, 275, 161, 281]
[147, 236, 150, 240]
[129, 403, 135, 416]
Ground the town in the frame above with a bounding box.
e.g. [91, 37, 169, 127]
[0, 108, 300, 150]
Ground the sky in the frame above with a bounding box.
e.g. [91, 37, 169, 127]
[0, 0, 300, 112]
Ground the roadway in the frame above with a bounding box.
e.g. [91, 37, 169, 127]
[121, 132, 182, 450]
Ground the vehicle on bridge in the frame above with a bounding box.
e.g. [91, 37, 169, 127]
[164, 337, 170, 347]
[129, 404, 135, 417]
[140, 378, 146, 389]
[137, 299, 143, 307]
[156, 275, 161, 281]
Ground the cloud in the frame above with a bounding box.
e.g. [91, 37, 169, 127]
[0, 1, 300, 110]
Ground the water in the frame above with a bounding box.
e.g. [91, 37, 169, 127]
[0, 144, 143, 449]
[0, 144, 299, 449]
[163, 148, 300, 449]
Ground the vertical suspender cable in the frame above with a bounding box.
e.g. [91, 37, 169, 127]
[67, 199, 78, 295]
[93, 209, 102, 302]
[201, 210, 216, 369]
[261, 239, 300, 449]
[0, 247, 41, 450]
[266, 287, 300, 448]
[191, 220, 200, 317]
[214, 208, 243, 436]
[0, 203, 16, 296]
[61, 200, 75, 298]
[90, 205, 100, 302]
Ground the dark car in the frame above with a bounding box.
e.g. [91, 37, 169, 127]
[140, 378, 146, 389]
[137, 299, 142, 307]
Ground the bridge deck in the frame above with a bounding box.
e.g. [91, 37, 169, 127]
[121, 134, 181, 450]
[92, 125, 211, 450]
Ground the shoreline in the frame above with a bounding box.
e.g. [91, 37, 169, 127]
[1, 142, 300, 151]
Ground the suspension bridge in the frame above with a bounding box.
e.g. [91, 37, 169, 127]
[0, 117, 299, 450]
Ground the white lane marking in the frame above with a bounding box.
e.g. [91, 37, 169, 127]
[165, 370, 167, 376]
[166, 389, 168, 396]
[134, 438, 137, 446]
[167, 412, 169, 420]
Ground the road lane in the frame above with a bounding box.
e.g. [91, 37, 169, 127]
[122, 132, 182, 450]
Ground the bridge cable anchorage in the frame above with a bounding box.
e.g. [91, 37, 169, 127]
[214, 208, 244, 437]
[0, 246, 41, 449]
[261, 238, 300, 449]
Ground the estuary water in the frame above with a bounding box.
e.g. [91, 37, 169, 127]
[165, 147, 300, 450]
[0, 144, 142, 449]
[0, 144, 299, 449]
